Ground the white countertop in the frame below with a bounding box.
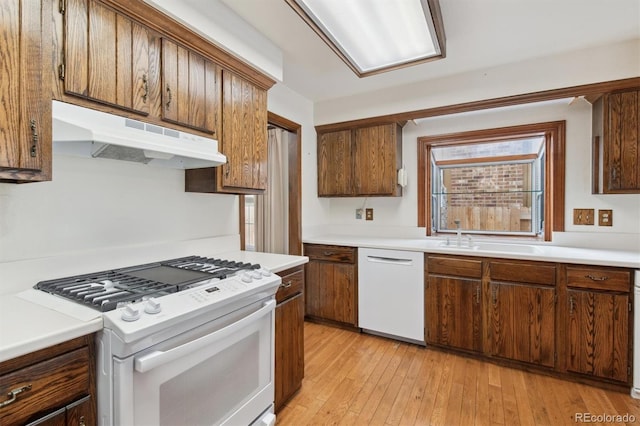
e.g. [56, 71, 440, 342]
[0, 236, 308, 363]
[303, 234, 640, 269]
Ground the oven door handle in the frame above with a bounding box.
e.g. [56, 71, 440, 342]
[134, 299, 275, 373]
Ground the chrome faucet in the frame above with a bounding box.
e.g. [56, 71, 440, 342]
[454, 219, 462, 247]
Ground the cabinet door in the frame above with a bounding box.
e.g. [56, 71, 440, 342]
[426, 276, 482, 352]
[604, 90, 640, 192]
[305, 260, 357, 326]
[219, 70, 267, 191]
[64, 0, 150, 114]
[353, 124, 400, 196]
[567, 289, 630, 383]
[161, 38, 221, 135]
[317, 130, 353, 196]
[0, 0, 51, 182]
[489, 282, 555, 367]
[274, 293, 304, 412]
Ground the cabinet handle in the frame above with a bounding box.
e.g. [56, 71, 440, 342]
[569, 295, 575, 315]
[323, 251, 335, 256]
[79, 416, 86, 426]
[476, 285, 481, 305]
[0, 384, 32, 408]
[30, 119, 38, 157]
[224, 164, 230, 178]
[491, 286, 497, 305]
[280, 280, 292, 289]
[165, 85, 172, 108]
[585, 274, 608, 281]
[142, 73, 148, 103]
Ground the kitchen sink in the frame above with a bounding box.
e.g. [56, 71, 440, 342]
[439, 241, 542, 254]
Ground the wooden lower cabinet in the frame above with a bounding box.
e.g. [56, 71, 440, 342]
[274, 266, 305, 412]
[565, 265, 632, 383]
[0, 336, 95, 426]
[488, 259, 557, 368]
[489, 282, 555, 367]
[424, 255, 634, 389]
[303, 244, 357, 327]
[425, 255, 483, 353]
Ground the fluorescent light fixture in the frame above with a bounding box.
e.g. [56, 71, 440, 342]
[285, 0, 445, 77]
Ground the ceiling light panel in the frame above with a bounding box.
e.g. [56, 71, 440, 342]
[286, 0, 445, 76]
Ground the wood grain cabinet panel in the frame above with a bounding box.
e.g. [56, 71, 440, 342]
[64, 0, 150, 115]
[304, 244, 357, 327]
[316, 123, 402, 197]
[317, 130, 353, 196]
[593, 88, 640, 193]
[426, 275, 482, 353]
[0, 336, 95, 426]
[565, 264, 632, 384]
[0, 0, 52, 182]
[161, 38, 221, 135]
[274, 266, 305, 412]
[184, 70, 267, 194]
[489, 282, 556, 367]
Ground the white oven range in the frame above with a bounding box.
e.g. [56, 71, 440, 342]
[32, 255, 281, 426]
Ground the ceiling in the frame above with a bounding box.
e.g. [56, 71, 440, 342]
[191, 0, 639, 102]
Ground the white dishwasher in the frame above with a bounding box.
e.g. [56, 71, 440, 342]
[358, 247, 425, 344]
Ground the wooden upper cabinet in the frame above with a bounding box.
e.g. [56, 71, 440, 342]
[184, 70, 267, 194]
[593, 88, 640, 193]
[64, 0, 150, 115]
[316, 123, 402, 197]
[353, 124, 402, 196]
[161, 38, 221, 135]
[0, 0, 51, 182]
[221, 70, 267, 191]
[317, 130, 353, 196]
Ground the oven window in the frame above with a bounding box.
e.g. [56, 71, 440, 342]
[159, 333, 259, 425]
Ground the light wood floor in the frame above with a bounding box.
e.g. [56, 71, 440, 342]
[277, 322, 640, 426]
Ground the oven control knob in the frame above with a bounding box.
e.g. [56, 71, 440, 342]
[121, 305, 141, 322]
[250, 271, 262, 279]
[241, 273, 253, 283]
[144, 298, 162, 314]
[259, 268, 272, 277]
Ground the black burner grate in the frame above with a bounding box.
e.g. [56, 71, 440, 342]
[35, 255, 261, 312]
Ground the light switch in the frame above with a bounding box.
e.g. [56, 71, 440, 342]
[598, 209, 613, 226]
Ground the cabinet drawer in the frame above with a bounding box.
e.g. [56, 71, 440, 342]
[276, 269, 304, 303]
[427, 255, 482, 279]
[0, 347, 91, 425]
[489, 260, 556, 286]
[304, 244, 356, 263]
[566, 266, 631, 292]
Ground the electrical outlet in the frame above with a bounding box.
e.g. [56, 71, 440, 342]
[573, 208, 595, 225]
[598, 209, 613, 226]
[356, 209, 363, 219]
[365, 208, 373, 221]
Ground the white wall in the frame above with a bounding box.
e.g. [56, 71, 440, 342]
[315, 39, 640, 124]
[325, 99, 640, 250]
[0, 155, 238, 262]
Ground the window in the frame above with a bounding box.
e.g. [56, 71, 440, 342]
[418, 121, 566, 241]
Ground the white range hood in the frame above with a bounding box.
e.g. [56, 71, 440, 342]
[52, 100, 226, 169]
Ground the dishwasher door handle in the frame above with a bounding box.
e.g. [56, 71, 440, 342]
[366, 255, 413, 266]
